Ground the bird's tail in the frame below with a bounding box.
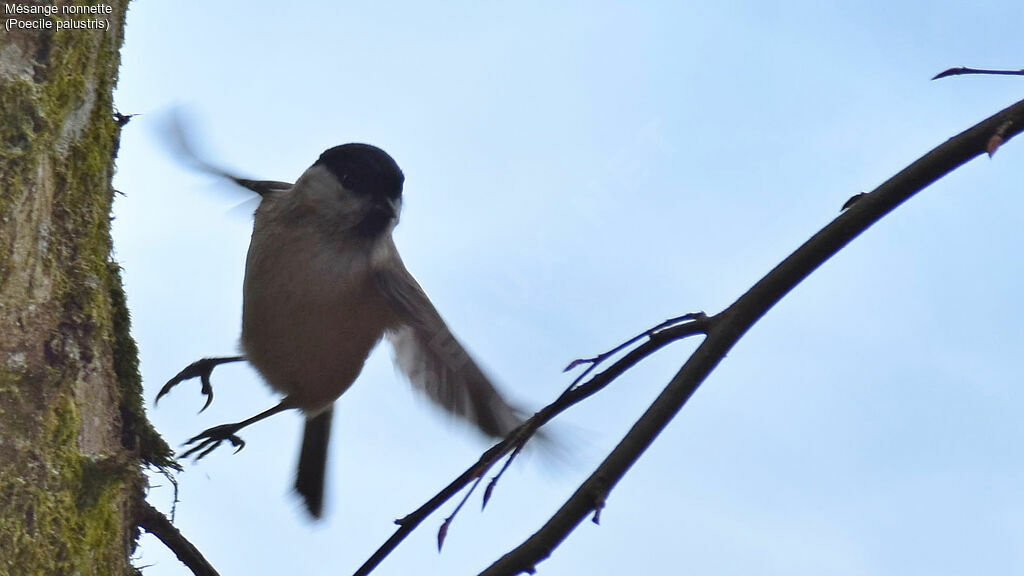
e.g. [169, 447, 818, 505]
[295, 407, 333, 518]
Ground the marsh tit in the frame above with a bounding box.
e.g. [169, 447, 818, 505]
[158, 141, 524, 518]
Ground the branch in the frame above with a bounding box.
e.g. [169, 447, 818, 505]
[137, 501, 221, 576]
[932, 66, 1024, 80]
[353, 314, 711, 576]
[479, 98, 1024, 576]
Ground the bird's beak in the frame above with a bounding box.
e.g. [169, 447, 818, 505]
[355, 197, 401, 237]
[376, 197, 401, 224]
[368, 200, 397, 222]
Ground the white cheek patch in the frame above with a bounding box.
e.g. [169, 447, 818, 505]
[297, 166, 346, 204]
[292, 165, 367, 228]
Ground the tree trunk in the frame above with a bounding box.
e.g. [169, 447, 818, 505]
[0, 4, 175, 574]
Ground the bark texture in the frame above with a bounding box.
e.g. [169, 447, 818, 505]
[0, 3, 175, 574]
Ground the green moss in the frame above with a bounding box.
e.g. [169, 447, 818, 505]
[108, 261, 179, 471]
[78, 455, 131, 510]
[0, 79, 44, 175]
[0, 389, 128, 574]
[0, 79, 44, 281]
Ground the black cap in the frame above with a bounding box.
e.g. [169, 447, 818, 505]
[314, 143, 404, 202]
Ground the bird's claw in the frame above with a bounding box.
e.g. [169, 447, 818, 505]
[156, 356, 245, 413]
[180, 424, 247, 460]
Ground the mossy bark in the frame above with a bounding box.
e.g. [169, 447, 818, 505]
[0, 2, 177, 574]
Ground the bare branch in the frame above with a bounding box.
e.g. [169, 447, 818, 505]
[563, 313, 705, 387]
[137, 501, 220, 576]
[353, 314, 711, 575]
[479, 98, 1024, 576]
[932, 66, 1024, 80]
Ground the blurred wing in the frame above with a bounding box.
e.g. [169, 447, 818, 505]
[227, 178, 292, 197]
[162, 109, 292, 197]
[376, 262, 521, 438]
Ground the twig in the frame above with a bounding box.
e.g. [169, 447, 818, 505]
[478, 97, 1024, 576]
[932, 66, 1024, 80]
[482, 443, 526, 511]
[352, 313, 711, 576]
[563, 313, 703, 389]
[437, 474, 487, 551]
[469, 313, 706, 513]
[137, 501, 220, 576]
[147, 464, 181, 522]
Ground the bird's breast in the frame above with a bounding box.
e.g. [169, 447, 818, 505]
[240, 222, 395, 411]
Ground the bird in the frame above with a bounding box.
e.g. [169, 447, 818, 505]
[157, 133, 524, 519]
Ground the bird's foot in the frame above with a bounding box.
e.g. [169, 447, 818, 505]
[180, 423, 247, 460]
[156, 356, 246, 412]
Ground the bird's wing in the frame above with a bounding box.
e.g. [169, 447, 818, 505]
[376, 260, 521, 438]
[228, 177, 293, 197]
[163, 109, 292, 196]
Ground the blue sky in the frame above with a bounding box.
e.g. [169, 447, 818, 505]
[112, 2, 1024, 574]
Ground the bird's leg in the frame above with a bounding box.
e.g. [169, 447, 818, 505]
[156, 355, 247, 412]
[181, 400, 296, 460]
